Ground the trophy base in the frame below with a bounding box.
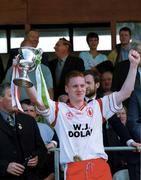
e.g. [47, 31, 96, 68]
[13, 78, 33, 88]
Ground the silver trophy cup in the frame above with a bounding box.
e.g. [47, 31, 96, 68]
[13, 47, 41, 88]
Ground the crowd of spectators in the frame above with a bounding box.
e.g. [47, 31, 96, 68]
[0, 27, 140, 180]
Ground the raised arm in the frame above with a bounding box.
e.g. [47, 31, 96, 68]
[115, 49, 140, 106]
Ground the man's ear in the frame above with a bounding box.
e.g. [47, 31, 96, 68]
[96, 82, 100, 89]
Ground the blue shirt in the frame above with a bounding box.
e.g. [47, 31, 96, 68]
[79, 51, 107, 70]
[37, 122, 54, 144]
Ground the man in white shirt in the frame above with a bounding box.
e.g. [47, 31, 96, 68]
[26, 50, 141, 180]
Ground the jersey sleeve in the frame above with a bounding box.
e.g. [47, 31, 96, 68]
[102, 92, 123, 119]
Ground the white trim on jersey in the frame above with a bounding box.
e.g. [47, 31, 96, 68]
[42, 92, 123, 164]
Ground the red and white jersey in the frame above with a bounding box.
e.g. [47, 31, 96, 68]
[43, 92, 122, 165]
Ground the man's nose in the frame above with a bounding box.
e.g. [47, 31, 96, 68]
[77, 86, 83, 90]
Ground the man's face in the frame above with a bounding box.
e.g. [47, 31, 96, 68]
[54, 40, 69, 57]
[85, 74, 96, 98]
[21, 103, 36, 118]
[88, 37, 99, 50]
[0, 88, 15, 113]
[101, 71, 113, 92]
[117, 108, 127, 126]
[65, 76, 86, 103]
[119, 30, 131, 46]
[28, 31, 39, 48]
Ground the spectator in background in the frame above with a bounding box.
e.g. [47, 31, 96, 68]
[48, 38, 85, 100]
[99, 70, 113, 96]
[25, 30, 49, 67]
[117, 106, 127, 126]
[21, 99, 58, 180]
[108, 27, 132, 65]
[95, 60, 114, 97]
[84, 69, 138, 174]
[111, 41, 141, 107]
[79, 32, 107, 70]
[3, 39, 54, 100]
[0, 83, 47, 180]
[84, 69, 101, 101]
[106, 107, 129, 175]
[112, 41, 141, 91]
[5, 30, 49, 74]
[127, 89, 141, 180]
[20, 99, 58, 149]
[25, 30, 39, 48]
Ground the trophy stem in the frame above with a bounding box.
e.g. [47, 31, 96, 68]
[13, 67, 33, 88]
[22, 67, 28, 78]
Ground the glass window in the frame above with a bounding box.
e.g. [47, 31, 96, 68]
[0, 30, 7, 53]
[11, 29, 25, 48]
[73, 26, 111, 51]
[36, 28, 69, 52]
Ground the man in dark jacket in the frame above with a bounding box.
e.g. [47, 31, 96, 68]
[127, 89, 141, 180]
[0, 83, 47, 180]
[48, 38, 85, 100]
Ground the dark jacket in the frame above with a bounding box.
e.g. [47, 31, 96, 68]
[127, 89, 141, 180]
[0, 112, 47, 180]
[112, 60, 141, 92]
[127, 89, 141, 143]
[48, 55, 85, 100]
[112, 60, 141, 107]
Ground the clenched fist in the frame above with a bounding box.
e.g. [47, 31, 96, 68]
[129, 49, 140, 66]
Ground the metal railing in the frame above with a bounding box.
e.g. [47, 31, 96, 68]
[50, 146, 141, 180]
